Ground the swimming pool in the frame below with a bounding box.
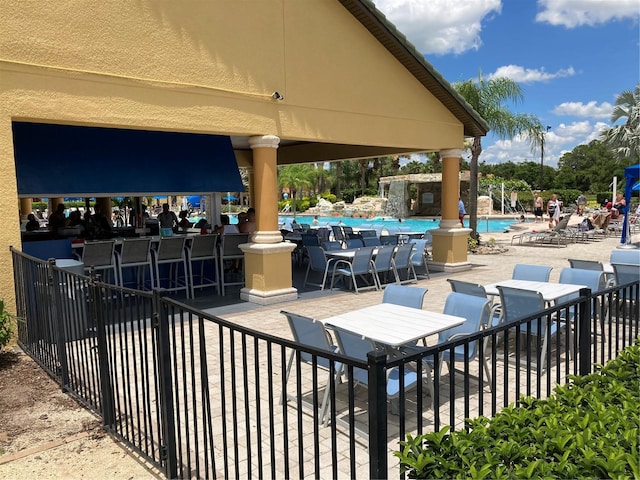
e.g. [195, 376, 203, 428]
[276, 215, 516, 234]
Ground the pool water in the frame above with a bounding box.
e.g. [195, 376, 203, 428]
[277, 215, 516, 234]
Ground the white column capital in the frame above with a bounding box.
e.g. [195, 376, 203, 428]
[440, 148, 464, 159]
[249, 135, 280, 150]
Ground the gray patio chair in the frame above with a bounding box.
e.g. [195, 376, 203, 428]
[303, 246, 336, 290]
[152, 236, 190, 297]
[371, 245, 397, 288]
[391, 243, 417, 284]
[512, 264, 552, 282]
[81, 240, 117, 284]
[115, 237, 153, 290]
[187, 234, 220, 297]
[330, 246, 378, 293]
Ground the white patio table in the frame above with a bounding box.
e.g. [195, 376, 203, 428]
[483, 279, 587, 303]
[321, 303, 464, 347]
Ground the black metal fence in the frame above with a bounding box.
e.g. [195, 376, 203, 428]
[11, 247, 639, 479]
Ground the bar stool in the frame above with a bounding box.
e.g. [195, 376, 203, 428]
[81, 240, 117, 284]
[152, 236, 190, 297]
[219, 233, 248, 295]
[187, 234, 220, 297]
[115, 237, 153, 290]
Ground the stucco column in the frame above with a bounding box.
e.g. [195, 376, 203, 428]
[245, 167, 255, 213]
[429, 148, 471, 273]
[19, 198, 32, 223]
[96, 197, 112, 221]
[240, 135, 297, 305]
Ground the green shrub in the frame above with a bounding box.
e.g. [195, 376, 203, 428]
[319, 193, 337, 203]
[395, 338, 640, 479]
[467, 235, 478, 251]
[0, 300, 15, 350]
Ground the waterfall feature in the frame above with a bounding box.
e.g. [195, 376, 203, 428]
[385, 180, 409, 218]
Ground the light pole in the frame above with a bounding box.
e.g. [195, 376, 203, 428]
[540, 125, 551, 190]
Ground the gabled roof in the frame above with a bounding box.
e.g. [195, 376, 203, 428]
[339, 0, 489, 138]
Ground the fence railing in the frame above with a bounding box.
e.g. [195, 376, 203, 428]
[11, 247, 639, 479]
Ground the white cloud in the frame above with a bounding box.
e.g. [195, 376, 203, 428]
[480, 120, 610, 167]
[552, 101, 613, 119]
[372, 0, 502, 54]
[536, 0, 640, 28]
[486, 65, 576, 84]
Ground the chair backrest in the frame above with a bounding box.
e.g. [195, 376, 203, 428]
[553, 216, 571, 231]
[321, 241, 342, 251]
[156, 236, 186, 261]
[610, 249, 640, 266]
[559, 268, 605, 293]
[359, 230, 377, 238]
[447, 279, 487, 297]
[220, 233, 249, 257]
[189, 234, 218, 260]
[330, 326, 373, 385]
[373, 245, 395, 271]
[331, 225, 345, 242]
[363, 237, 381, 247]
[409, 239, 429, 266]
[306, 246, 328, 271]
[82, 240, 115, 267]
[281, 311, 336, 369]
[512, 264, 552, 281]
[497, 286, 545, 323]
[316, 227, 330, 243]
[120, 238, 152, 264]
[380, 235, 399, 245]
[345, 238, 364, 249]
[350, 247, 375, 274]
[382, 284, 428, 309]
[301, 233, 321, 247]
[612, 263, 640, 289]
[568, 259, 603, 271]
[342, 226, 354, 235]
[439, 292, 491, 343]
[392, 244, 414, 269]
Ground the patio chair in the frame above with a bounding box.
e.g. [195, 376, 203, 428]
[556, 268, 607, 342]
[512, 264, 552, 282]
[330, 325, 419, 417]
[435, 292, 493, 387]
[359, 230, 377, 238]
[569, 258, 614, 286]
[280, 311, 342, 426]
[371, 245, 397, 288]
[408, 239, 430, 279]
[391, 243, 417, 284]
[345, 237, 364, 249]
[363, 237, 381, 247]
[303, 246, 336, 290]
[152, 236, 190, 297]
[610, 249, 640, 266]
[115, 237, 153, 290]
[497, 285, 566, 371]
[611, 263, 640, 302]
[81, 240, 117, 283]
[380, 234, 399, 246]
[330, 246, 378, 293]
[187, 234, 220, 297]
[331, 225, 346, 246]
[382, 284, 428, 309]
[321, 241, 342, 251]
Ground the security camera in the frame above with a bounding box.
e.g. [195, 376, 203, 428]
[272, 91, 284, 101]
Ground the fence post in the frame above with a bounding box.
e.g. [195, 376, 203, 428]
[49, 259, 70, 389]
[368, 349, 388, 479]
[91, 269, 116, 427]
[578, 288, 592, 376]
[154, 290, 178, 479]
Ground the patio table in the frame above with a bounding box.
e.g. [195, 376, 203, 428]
[483, 279, 587, 303]
[321, 303, 464, 347]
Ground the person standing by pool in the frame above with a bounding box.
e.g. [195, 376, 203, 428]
[534, 193, 544, 223]
[547, 194, 561, 228]
[458, 198, 466, 226]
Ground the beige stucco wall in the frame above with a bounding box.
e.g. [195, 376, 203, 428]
[0, 0, 466, 306]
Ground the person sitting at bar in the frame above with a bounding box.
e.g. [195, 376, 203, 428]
[25, 213, 40, 231]
[239, 207, 256, 233]
[47, 204, 67, 233]
[86, 204, 112, 239]
[177, 210, 193, 231]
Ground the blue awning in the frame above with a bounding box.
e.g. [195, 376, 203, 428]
[13, 122, 244, 197]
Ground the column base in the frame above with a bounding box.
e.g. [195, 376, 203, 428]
[239, 239, 297, 305]
[240, 286, 298, 305]
[427, 260, 472, 273]
[429, 226, 472, 271]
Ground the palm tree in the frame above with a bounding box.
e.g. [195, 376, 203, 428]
[277, 164, 314, 218]
[600, 84, 640, 163]
[453, 74, 542, 239]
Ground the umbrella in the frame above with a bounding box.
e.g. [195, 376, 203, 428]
[223, 194, 238, 201]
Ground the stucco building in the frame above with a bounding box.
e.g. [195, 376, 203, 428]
[0, 0, 488, 307]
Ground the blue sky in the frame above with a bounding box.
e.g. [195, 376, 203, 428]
[372, 0, 639, 167]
